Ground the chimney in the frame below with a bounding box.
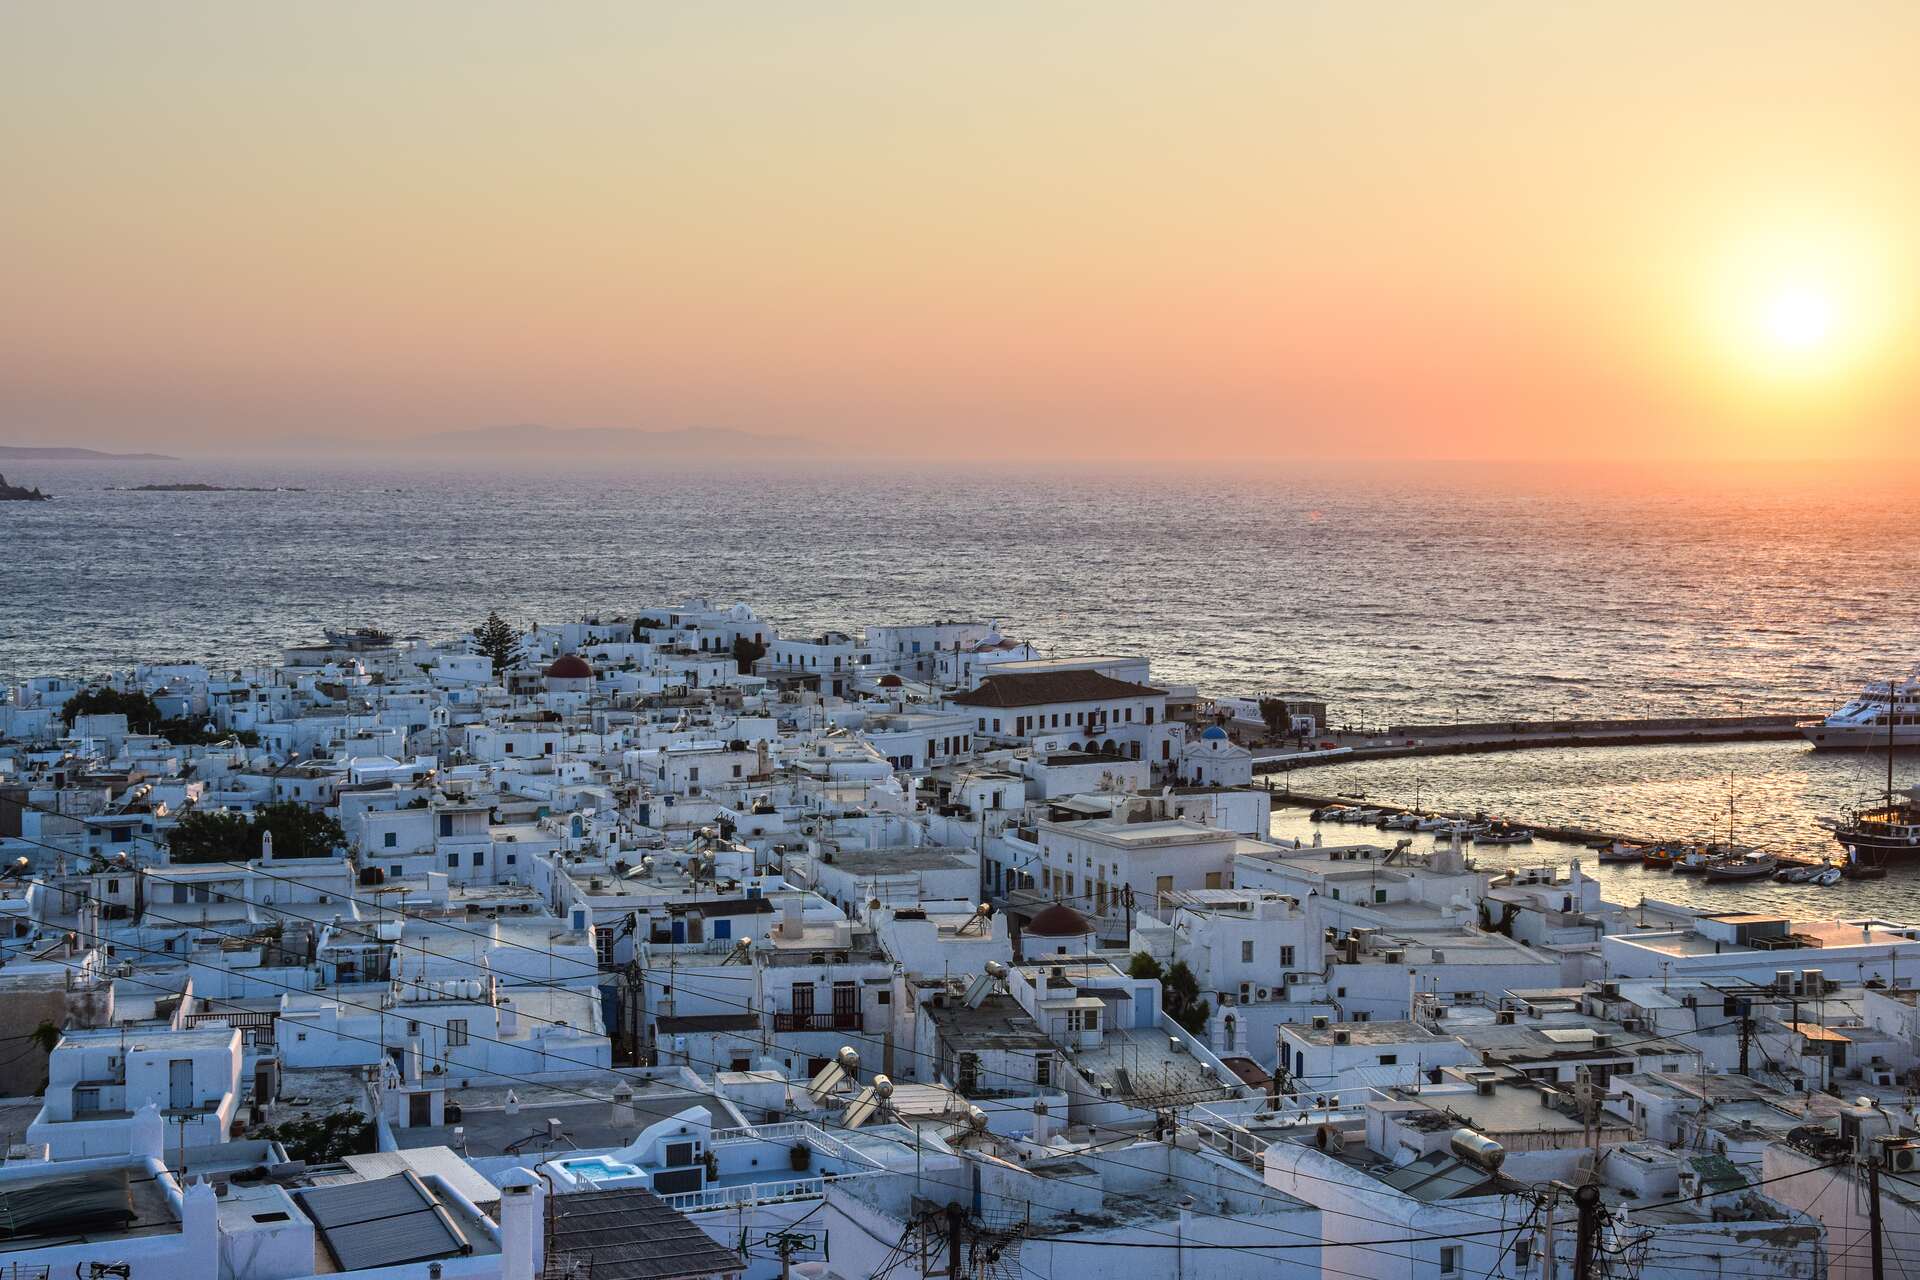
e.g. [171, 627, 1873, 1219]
[496, 1169, 545, 1280]
[782, 895, 803, 939]
[131, 1102, 165, 1161]
[260, 829, 274, 863]
[182, 1177, 220, 1273]
[612, 1082, 636, 1130]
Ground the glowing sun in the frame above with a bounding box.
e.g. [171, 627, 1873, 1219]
[1761, 286, 1836, 353]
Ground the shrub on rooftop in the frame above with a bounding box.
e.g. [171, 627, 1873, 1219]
[61, 687, 164, 730]
[257, 1109, 375, 1163]
[168, 802, 345, 863]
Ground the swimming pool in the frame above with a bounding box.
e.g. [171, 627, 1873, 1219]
[554, 1155, 648, 1187]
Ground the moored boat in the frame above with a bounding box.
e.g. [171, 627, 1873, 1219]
[1596, 840, 1644, 864]
[1803, 671, 1920, 749]
[1821, 672, 1920, 863]
[1830, 794, 1920, 858]
[1642, 846, 1675, 869]
[1671, 848, 1712, 875]
[1705, 853, 1777, 882]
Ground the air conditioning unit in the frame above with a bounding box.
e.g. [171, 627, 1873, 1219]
[1892, 1145, 1920, 1173]
[1431, 1006, 1447, 1020]
[1622, 1018, 1644, 1033]
[1257, 987, 1271, 1001]
[1495, 1009, 1515, 1025]
[1599, 981, 1620, 999]
[1311, 1015, 1331, 1031]
[1591, 1033, 1613, 1050]
[1333, 1029, 1351, 1046]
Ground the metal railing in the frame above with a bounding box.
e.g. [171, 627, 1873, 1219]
[659, 1176, 828, 1212]
[772, 1012, 863, 1033]
[706, 1120, 883, 1170]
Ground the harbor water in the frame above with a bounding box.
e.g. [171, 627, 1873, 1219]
[1265, 738, 1920, 916]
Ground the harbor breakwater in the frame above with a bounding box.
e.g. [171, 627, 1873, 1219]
[1254, 714, 1804, 772]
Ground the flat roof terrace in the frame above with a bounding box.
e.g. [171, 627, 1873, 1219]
[1619, 919, 1919, 958]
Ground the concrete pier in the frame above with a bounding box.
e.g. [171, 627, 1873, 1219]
[1251, 713, 1803, 773]
[1261, 783, 1653, 847]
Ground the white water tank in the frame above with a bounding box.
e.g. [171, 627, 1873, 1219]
[1449, 1129, 1506, 1172]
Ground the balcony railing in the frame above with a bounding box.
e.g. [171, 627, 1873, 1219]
[772, 1011, 864, 1033]
[659, 1176, 827, 1212]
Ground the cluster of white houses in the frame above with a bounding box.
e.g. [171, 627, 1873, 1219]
[0, 600, 1916, 1280]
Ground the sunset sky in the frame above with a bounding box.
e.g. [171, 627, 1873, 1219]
[3, 2, 1916, 462]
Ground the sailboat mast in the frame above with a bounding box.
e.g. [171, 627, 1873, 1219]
[1727, 770, 1735, 848]
[1889, 672, 1897, 809]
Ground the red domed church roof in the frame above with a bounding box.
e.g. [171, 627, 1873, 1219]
[1025, 901, 1093, 937]
[545, 654, 593, 679]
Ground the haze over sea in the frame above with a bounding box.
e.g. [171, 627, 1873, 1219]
[6, 457, 1919, 878]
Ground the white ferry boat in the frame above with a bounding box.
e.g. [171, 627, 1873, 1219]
[1800, 671, 1920, 749]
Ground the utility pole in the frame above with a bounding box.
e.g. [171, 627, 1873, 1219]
[758, 1228, 820, 1280]
[1869, 1151, 1886, 1280]
[946, 1203, 965, 1280]
[1541, 1190, 1558, 1280]
[1571, 1183, 1601, 1280]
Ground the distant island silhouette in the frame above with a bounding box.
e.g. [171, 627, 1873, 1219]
[108, 482, 305, 493]
[0, 445, 179, 461]
[0, 474, 50, 501]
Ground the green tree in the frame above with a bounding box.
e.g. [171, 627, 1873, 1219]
[731, 634, 767, 673]
[472, 610, 522, 677]
[59, 690, 255, 746]
[27, 1022, 61, 1055]
[61, 687, 163, 730]
[257, 1110, 375, 1163]
[1161, 960, 1211, 1035]
[254, 801, 347, 859]
[1126, 951, 1164, 982]
[166, 810, 257, 862]
[167, 803, 344, 863]
[631, 616, 666, 640]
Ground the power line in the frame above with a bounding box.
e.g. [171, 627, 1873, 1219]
[13, 882, 1560, 1259]
[0, 812, 1266, 1112]
[1, 809, 1817, 1248]
[0, 800, 1864, 1256]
